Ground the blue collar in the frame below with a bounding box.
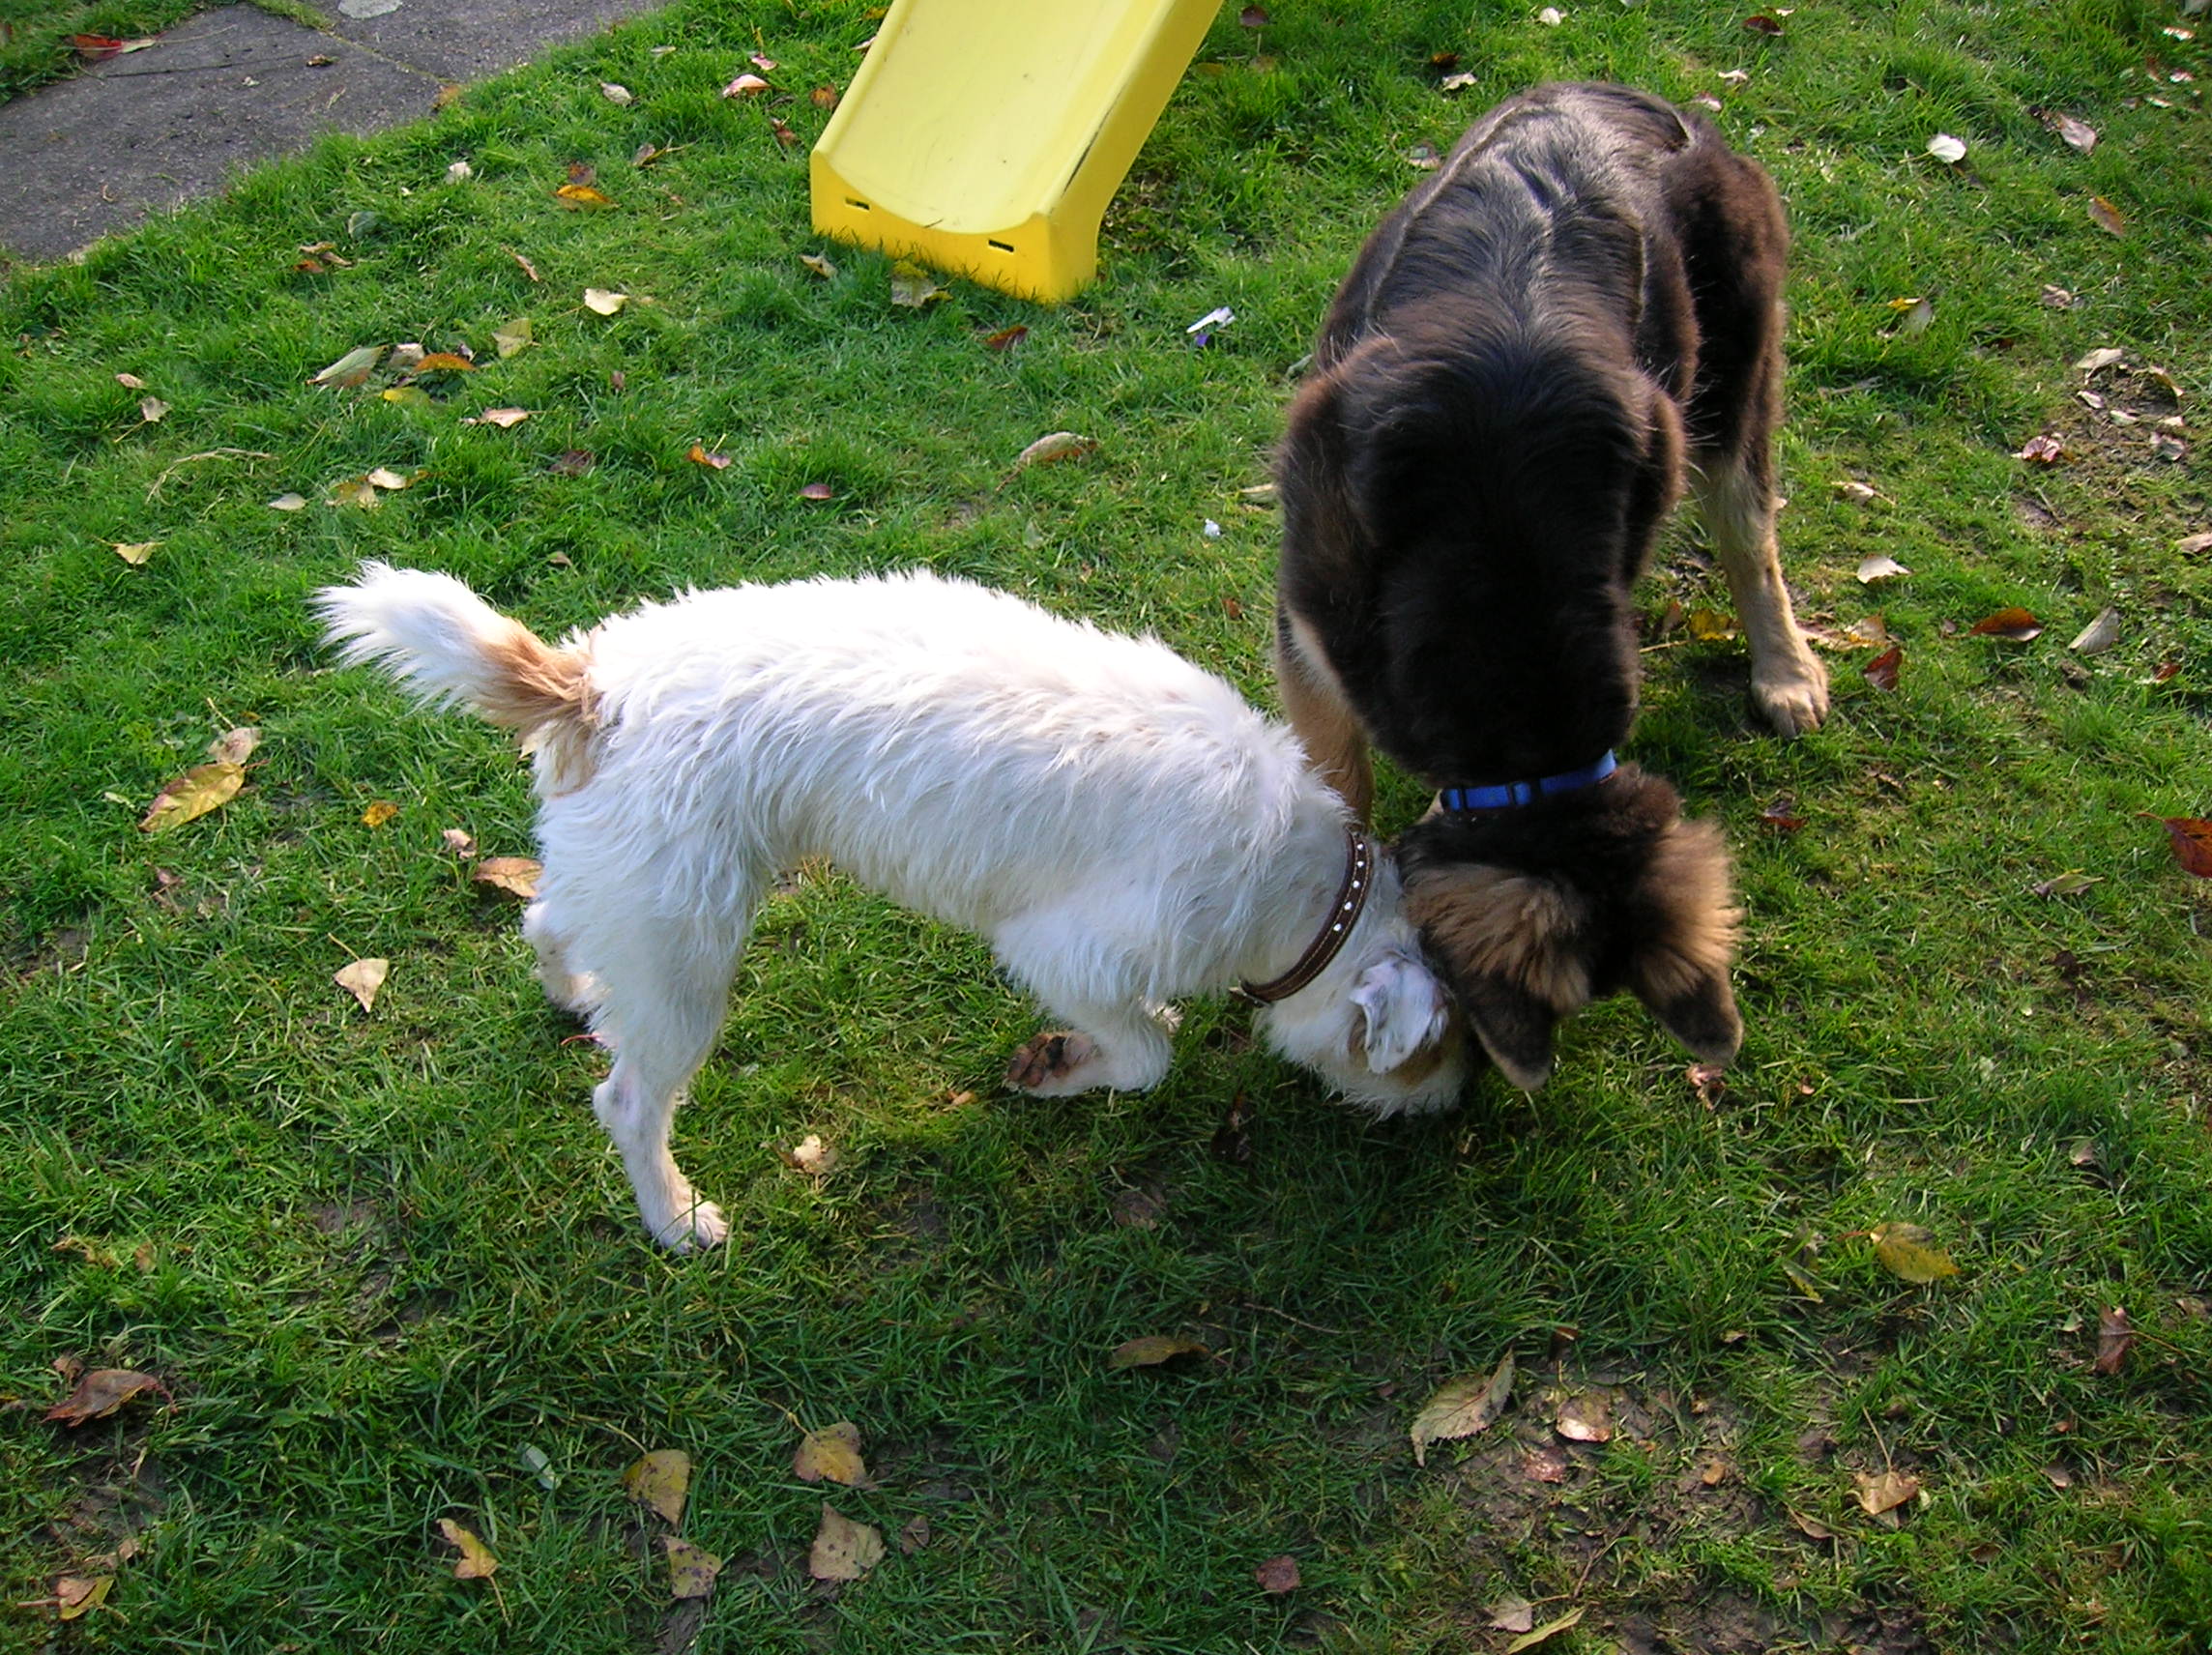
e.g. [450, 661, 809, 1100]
[1439, 751, 1617, 813]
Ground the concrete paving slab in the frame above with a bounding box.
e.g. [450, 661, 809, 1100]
[326, 0, 660, 86]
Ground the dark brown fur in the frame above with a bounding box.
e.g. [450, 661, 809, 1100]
[1274, 82, 1827, 1088]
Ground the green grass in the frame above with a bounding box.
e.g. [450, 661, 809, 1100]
[3, 0, 2210, 1650]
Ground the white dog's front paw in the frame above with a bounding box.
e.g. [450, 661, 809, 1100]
[647, 1195, 729, 1253]
[1754, 654, 1830, 737]
[1004, 1031, 1101, 1095]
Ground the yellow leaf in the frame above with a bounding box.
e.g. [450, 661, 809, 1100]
[310, 344, 384, 388]
[1869, 1221, 1959, 1284]
[381, 386, 434, 408]
[413, 352, 476, 373]
[623, 1449, 690, 1525]
[583, 287, 628, 316]
[1410, 1351, 1516, 1466]
[663, 1536, 723, 1599]
[1016, 431, 1097, 468]
[1107, 1334, 1210, 1370]
[362, 799, 400, 828]
[491, 318, 535, 358]
[807, 1504, 885, 1582]
[467, 407, 532, 429]
[555, 182, 618, 209]
[57, 1575, 112, 1621]
[328, 475, 384, 509]
[793, 1420, 870, 1487]
[110, 539, 161, 566]
[1505, 1607, 1586, 1652]
[888, 260, 947, 308]
[472, 856, 542, 899]
[437, 1518, 499, 1579]
[686, 443, 733, 469]
[335, 957, 390, 1012]
[800, 252, 838, 279]
[140, 761, 244, 832]
[1687, 606, 1738, 642]
[366, 467, 412, 491]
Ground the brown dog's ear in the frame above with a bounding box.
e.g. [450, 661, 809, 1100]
[1403, 864, 1592, 1091]
[1626, 816, 1744, 1065]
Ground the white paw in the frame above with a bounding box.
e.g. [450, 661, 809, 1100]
[649, 1197, 729, 1253]
[1754, 656, 1830, 737]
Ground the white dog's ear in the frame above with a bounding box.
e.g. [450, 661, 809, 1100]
[1351, 951, 1452, 1074]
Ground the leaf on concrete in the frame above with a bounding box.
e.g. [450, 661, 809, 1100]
[663, 1536, 723, 1599]
[45, 1368, 165, 1426]
[473, 857, 543, 898]
[1108, 1335, 1210, 1371]
[1505, 1607, 1586, 1651]
[1852, 1468, 1920, 1517]
[2153, 817, 2212, 878]
[140, 762, 244, 832]
[2092, 1306, 2132, 1375]
[808, 1504, 885, 1582]
[1410, 1350, 1515, 1466]
[335, 958, 390, 1012]
[1016, 431, 1097, 468]
[624, 1449, 691, 1525]
[438, 1518, 499, 1579]
[1967, 607, 2043, 641]
[1254, 1554, 1299, 1594]
[793, 1421, 870, 1487]
[1869, 1221, 1958, 1284]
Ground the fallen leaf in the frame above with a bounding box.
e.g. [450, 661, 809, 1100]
[751, 52, 777, 71]
[473, 857, 543, 898]
[1848, 614, 1892, 647]
[1833, 479, 1880, 504]
[889, 261, 948, 308]
[1856, 554, 1910, 583]
[624, 1450, 691, 1525]
[269, 492, 308, 511]
[1254, 1554, 1299, 1594]
[388, 343, 426, 373]
[2014, 433, 2066, 465]
[1791, 1511, 1836, 1541]
[798, 481, 834, 501]
[1506, 1608, 1587, 1652]
[1556, 1390, 1614, 1443]
[116, 371, 148, 390]
[983, 324, 1029, 352]
[110, 539, 160, 566]
[327, 475, 384, 509]
[900, 1515, 931, 1553]
[1410, 1351, 1516, 1466]
[466, 407, 532, 429]
[1927, 132, 1967, 163]
[381, 386, 433, 408]
[310, 345, 384, 388]
[1017, 431, 1097, 468]
[811, 86, 839, 109]
[365, 467, 411, 491]
[138, 395, 171, 423]
[664, 1536, 723, 1599]
[1968, 607, 2043, 642]
[1538, 6, 1563, 23]
[808, 1504, 885, 1582]
[45, 1368, 164, 1426]
[140, 762, 244, 832]
[1489, 1595, 1537, 1634]
[1240, 5, 1271, 23]
[443, 828, 478, 857]
[723, 73, 770, 98]
[800, 252, 839, 278]
[1441, 71, 1480, 92]
[549, 450, 596, 478]
[2075, 346, 2126, 374]
[583, 287, 628, 315]
[1891, 296, 1935, 334]
[555, 183, 618, 209]
[2087, 196, 2126, 237]
[510, 248, 542, 281]
[2049, 112, 2098, 153]
[206, 726, 261, 765]
[1759, 804, 1807, 833]
[1853, 1468, 1921, 1517]
[1109, 1335, 1210, 1370]
[411, 352, 476, 374]
[1687, 1061, 1730, 1104]
[2040, 284, 2078, 308]
[1743, 15, 1784, 35]
[686, 443, 733, 470]
[335, 957, 390, 1012]
[1869, 1221, 1958, 1284]
[2152, 816, 2212, 878]
[73, 33, 159, 60]
[56, 1575, 112, 1620]
[779, 1133, 838, 1175]
[600, 80, 634, 105]
[1406, 140, 1442, 168]
[2033, 870, 2100, 897]
[361, 799, 400, 828]
[438, 1518, 498, 1580]
[1687, 606, 1737, 642]
[2068, 607, 2121, 654]
[770, 118, 799, 148]
[794, 1420, 869, 1486]
[446, 159, 473, 184]
[2093, 1306, 2132, 1375]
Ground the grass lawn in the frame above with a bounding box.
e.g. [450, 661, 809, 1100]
[4, 0, 2211, 1649]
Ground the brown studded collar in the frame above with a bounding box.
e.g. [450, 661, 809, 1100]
[1235, 830, 1377, 1006]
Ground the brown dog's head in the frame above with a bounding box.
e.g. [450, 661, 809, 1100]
[1396, 765, 1740, 1089]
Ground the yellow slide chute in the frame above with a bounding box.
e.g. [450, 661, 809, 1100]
[810, 0, 1223, 303]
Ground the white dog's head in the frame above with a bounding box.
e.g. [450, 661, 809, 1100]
[1257, 859, 1467, 1115]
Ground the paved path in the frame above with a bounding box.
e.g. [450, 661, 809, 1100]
[0, 0, 661, 264]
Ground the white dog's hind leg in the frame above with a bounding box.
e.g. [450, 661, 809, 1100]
[523, 899, 599, 1016]
[583, 915, 748, 1251]
[1004, 1006, 1177, 1095]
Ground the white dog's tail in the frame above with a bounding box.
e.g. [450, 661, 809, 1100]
[313, 561, 598, 785]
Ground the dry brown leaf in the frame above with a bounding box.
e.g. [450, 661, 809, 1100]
[687, 443, 733, 470]
[1968, 607, 2043, 642]
[2153, 816, 2212, 878]
[1410, 1351, 1516, 1466]
[45, 1368, 165, 1426]
[663, 1536, 723, 1599]
[1853, 1468, 1920, 1517]
[2178, 532, 2212, 556]
[138, 395, 171, 423]
[438, 1518, 499, 1579]
[983, 325, 1029, 352]
[808, 1504, 885, 1582]
[1869, 1221, 1958, 1284]
[510, 248, 542, 282]
[1108, 1334, 1210, 1371]
[269, 492, 308, 511]
[1489, 1595, 1537, 1634]
[140, 762, 244, 832]
[2093, 1306, 2132, 1375]
[799, 481, 834, 501]
[2087, 195, 2126, 237]
[1017, 431, 1098, 468]
[116, 371, 148, 390]
[1862, 643, 1903, 690]
[600, 80, 633, 105]
[412, 352, 476, 374]
[2015, 433, 2067, 465]
[56, 1575, 112, 1620]
[362, 799, 400, 828]
[2050, 111, 2098, 153]
[624, 1449, 691, 1524]
[793, 1420, 870, 1486]
[473, 857, 542, 898]
[1254, 1554, 1299, 1594]
[335, 958, 390, 1012]
[811, 85, 839, 109]
[442, 828, 478, 857]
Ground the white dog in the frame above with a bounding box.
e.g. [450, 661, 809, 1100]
[315, 564, 1465, 1250]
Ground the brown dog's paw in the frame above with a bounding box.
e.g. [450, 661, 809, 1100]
[1004, 1031, 1099, 1091]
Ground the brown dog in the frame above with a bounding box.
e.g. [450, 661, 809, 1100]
[1273, 82, 1829, 1089]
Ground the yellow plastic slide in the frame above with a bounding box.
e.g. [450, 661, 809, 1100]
[810, 0, 1223, 303]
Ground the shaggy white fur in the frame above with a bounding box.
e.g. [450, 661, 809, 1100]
[316, 564, 1464, 1250]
